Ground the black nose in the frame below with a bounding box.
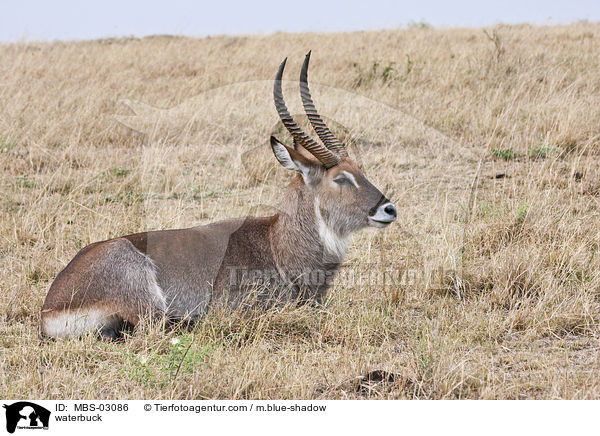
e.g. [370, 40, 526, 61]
[384, 203, 397, 218]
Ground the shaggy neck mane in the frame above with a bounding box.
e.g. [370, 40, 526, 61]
[270, 176, 350, 279]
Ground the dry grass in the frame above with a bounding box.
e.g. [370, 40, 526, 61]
[1, 23, 600, 399]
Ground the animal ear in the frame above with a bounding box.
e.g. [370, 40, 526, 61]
[270, 136, 298, 171]
[270, 136, 319, 181]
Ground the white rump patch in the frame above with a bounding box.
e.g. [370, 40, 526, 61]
[314, 198, 349, 260]
[121, 241, 167, 313]
[42, 309, 115, 338]
[139, 257, 167, 312]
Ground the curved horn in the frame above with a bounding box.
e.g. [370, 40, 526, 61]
[299, 51, 348, 157]
[274, 58, 341, 169]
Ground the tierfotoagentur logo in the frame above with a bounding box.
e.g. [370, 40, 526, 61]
[2, 402, 50, 433]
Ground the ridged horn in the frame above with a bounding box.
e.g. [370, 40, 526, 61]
[300, 51, 347, 157]
[274, 58, 341, 169]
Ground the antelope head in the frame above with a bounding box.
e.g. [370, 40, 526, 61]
[270, 52, 397, 248]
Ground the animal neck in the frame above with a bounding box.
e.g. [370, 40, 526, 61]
[270, 177, 350, 275]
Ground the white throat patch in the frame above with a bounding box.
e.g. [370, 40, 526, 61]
[314, 198, 350, 260]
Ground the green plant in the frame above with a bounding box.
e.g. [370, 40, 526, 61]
[122, 336, 213, 389]
[491, 148, 519, 161]
[515, 204, 529, 225]
[110, 167, 131, 177]
[481, 201, 507, 218]
[192, 187, 232, 200]
[0, 137, 16, 152]
[530, 138, 560, 159]
[164, 336, 213, 378]
[353, 61, 398, 87]
[103, 191, 144, 205]
[408, 20, 431, 29]
[16, 175, 35, 188]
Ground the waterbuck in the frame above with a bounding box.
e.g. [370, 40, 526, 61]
[40, 52, 397, 339]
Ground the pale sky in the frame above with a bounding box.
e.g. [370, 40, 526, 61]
[0, 0, 599, 42]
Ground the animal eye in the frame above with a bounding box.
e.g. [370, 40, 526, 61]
[333, 177, 349, 185]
